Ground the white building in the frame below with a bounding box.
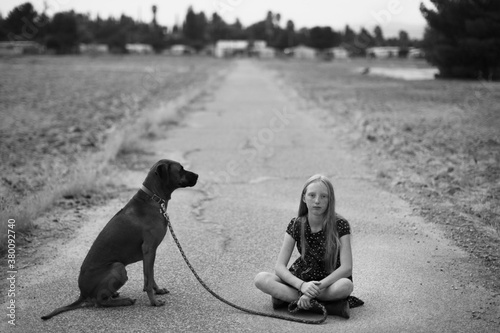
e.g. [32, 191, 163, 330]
[79, 43, 109, 54]
[256, 47, 276, 58]
[366, 46, 400, 58]
[408, 48, 425, 59]
[214, 40, 249, 58]
[126, 43, 153, 54]
[0, 41, 44, 55]
[285, 45, 316, 59]
[326, 47, 349, 59]
[167, 44, 195, 56]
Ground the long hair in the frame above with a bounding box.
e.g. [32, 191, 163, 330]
[297, 174, 340, 274]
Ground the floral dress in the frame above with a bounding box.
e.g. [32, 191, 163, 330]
[286, 216, 352, 282]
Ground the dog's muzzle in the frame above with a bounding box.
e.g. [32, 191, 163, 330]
[181, 172, 198, 187]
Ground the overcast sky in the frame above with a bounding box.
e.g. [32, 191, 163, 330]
[0, 0, 434, 38]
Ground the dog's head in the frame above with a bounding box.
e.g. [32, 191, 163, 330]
[145, 159, 198, 196]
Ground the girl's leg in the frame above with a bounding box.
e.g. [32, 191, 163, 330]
[314, 278, 353, 318]
[254, 272, 299, 303]
[317, 278, 353, 302]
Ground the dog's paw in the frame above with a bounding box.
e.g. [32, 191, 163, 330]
[151, 299, 166, 307]
[155, 288, 170, 295]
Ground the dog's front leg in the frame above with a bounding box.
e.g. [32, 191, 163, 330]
[142, 242, 166, 306]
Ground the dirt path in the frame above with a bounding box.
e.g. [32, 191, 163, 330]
[2, 60, 498, 333]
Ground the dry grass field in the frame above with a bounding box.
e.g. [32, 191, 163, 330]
[0, 55, 229, 251]
[265, 58, 500, 284]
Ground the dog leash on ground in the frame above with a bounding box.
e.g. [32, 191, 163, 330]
[162, 208, 328, 324]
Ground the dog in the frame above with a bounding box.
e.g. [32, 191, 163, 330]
[41, 159, 198, 320]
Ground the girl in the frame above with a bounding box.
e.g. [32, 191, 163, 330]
[254, 174, 363, 318]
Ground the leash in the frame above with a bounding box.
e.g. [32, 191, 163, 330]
[164, 212, 328, 324]
[141, 185, 327, 324]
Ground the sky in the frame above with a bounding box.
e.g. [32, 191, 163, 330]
[0, 0, 434, 39]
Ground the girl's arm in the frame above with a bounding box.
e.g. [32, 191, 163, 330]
[274, 233, 304, 290]
[318, 234, 353, 289]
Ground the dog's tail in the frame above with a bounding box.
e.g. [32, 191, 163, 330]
[41, 294, 87, 320]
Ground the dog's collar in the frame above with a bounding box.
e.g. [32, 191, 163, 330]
[141, 185, 170, 222]
[140, 185, 166, 205]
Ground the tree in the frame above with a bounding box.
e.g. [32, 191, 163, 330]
[0, 14, 3, 40]
[308, 26, 341, 50]
[271, 22, 293, 50]
[183, 6, 197, 41]
[342, 25, 355, 45]
[346, 27, 374, 56]
[45, 11, 79, 53]
[152, 5, 157, 27]
[227, 19, 245, 40]
[373, 25, 385, 46]
[0, 2, 43, 41]
[265, 11, 274, 44]
[285, 19, 296, 48]
[246, 20, 267, 42]
[183, 6, 208, 50]
[209, 13, 229, 42]
[421, 0, 500, 80]
[274, 13, 281, 28]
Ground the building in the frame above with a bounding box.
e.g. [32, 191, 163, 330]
[79, 43, 109, 55]
[408, 48, 425, 59]
[248, 40, 275, 58]
[167, 44, 195, 56]
[214, 40, 249, 58]
[331, 47, 349, 59]
[256, 47, 276, 58]
[366, 46, 400, 58]
[322, 47, 349, 60]
[0, 41, 44, 55]
[125, 43, 153, 54]
[199, 44, 215, 56]
[285, 45, 316, 60]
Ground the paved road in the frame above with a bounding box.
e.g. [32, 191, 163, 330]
[3, 60, 497, 333]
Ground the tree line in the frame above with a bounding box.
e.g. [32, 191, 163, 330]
[0, 2, 418, 55]
[1, 1, 499, 80]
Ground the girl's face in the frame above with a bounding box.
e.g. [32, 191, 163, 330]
[303, 181, 329, 217]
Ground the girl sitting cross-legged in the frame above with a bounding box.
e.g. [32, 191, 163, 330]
[254, 174, 364, 318]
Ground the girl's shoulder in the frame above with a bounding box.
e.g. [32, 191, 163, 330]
[335, 214, 351, 237]
[286, 217, 303, 239]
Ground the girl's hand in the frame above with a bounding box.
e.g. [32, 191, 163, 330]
[300, 281, 321, 298]
[298, 294, 312, 310]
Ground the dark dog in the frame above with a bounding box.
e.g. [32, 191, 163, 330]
[41, 159, 198, 320]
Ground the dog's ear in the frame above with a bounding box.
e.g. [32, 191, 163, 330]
[155, 163, 170, 179]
